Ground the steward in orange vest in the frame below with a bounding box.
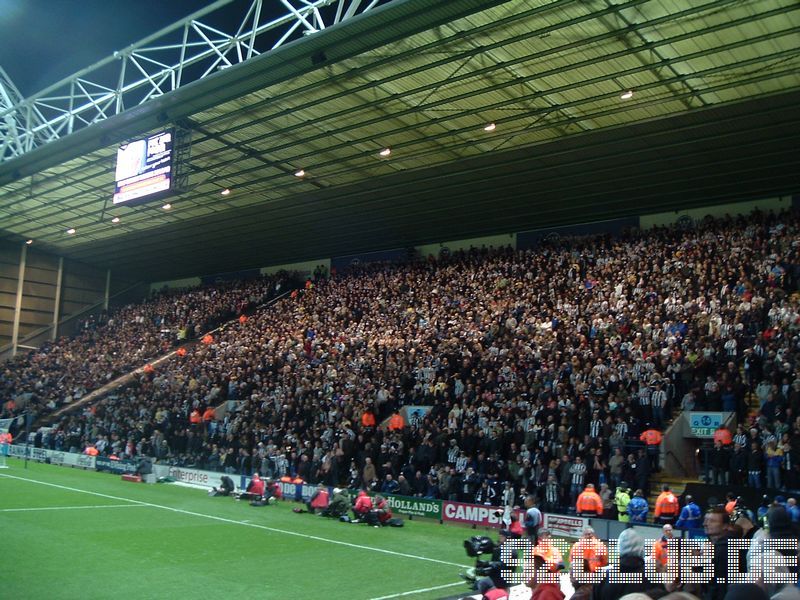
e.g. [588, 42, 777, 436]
[640, 427, 663, 471]
[569, 527, 608, 573]
[654, 485, 680, 525]
[713, 425, 732, 446]
[651, 524, 674, 572]
[533, 529, 564, 572]
[361, 409, 376, 429]
[724, 493, 737, 515]
[639, 428, 663, 446]
[576, 484, 603, 517]
[388, 412, 405, 431]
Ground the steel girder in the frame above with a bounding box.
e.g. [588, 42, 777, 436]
[4, 1, 798, 239]
[0, 0, 390, 163]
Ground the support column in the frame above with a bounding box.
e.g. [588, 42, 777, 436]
[11, 243, 28, 357]
[51, 256, 64, 341]
[104, 269, 111, 311]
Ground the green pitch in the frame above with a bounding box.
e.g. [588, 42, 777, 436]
[0, 460, 476, 600]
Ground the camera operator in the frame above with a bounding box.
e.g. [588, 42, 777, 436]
[209, 475, 235, 497]
[321, 488, 350, 518]
[352, 489, 373, 522]
[237, 473, 265, 501]
[474, 529, 517, 595]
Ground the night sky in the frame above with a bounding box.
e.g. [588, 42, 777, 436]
[0, 0, 284, 98]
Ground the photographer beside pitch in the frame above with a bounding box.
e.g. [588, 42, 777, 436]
[462, 529, 518, 597]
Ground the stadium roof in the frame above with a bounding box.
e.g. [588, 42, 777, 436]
[1, 0, 799, 282]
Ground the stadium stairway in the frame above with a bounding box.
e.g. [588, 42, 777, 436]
[46, 341, 196, 425]
[644, 384, 761, 517]
[744, 388, 761, 426]
[39, 290, 292, 427]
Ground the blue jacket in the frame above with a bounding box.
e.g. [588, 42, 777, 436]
[788, 504, 800, 523]
[675, 502, 702, 529]
[628, 496, 649, 522]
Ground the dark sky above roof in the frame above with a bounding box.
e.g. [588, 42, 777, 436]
[0, 0, 284, 98]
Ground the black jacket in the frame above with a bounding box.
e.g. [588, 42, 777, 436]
[591, 555, 664, 600]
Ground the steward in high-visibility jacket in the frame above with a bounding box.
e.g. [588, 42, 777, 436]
[639, 428, 663, 446]
[361, 410, 376, 429]
[675, 495, 702, 530]
[654, 485, 680, 524]
[713, 426, 732, 446]
[615, 486, 631, 522]
[651, 525, 674, 572]
[84, 445, 99, 456]
[388, 412, 405, 431]
[628, 490, 649, 523]
[533, 530, 564, 572]
[575, 484, 603, 517]
[569, 528, 608, 573]
[724, 494, 738, 515]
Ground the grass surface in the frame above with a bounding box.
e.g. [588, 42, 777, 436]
[0, 459, 480, 600]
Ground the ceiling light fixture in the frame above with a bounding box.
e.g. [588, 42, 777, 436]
[294, 169, 305, 177]
[111, 217, 121, 224]
[26, 239, 33, 245]
[484, 123, 496, 132]
[66, 228, 76, 235]
[162, 203, 172, 210]
[379, 148, 391, 157]
[220, 188, 231, 196]
[620, 90, 634, 100]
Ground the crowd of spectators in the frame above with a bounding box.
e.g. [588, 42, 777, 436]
[23, 209, 800, 513]
[0, 273, 290, 423]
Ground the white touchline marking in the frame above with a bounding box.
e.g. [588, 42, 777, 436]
[0, 473, 469, 568]
[367, 581, 464, 600]
[0, 504, 144, 513]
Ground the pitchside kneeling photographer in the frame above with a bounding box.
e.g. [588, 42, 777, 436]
[208, 475, 235, 497]
[461, 528, 517, 596]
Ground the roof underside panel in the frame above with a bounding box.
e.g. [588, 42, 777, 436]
[1, 0, 798, 280]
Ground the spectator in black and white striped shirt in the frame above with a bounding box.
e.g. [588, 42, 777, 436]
[732, 425, 747, 449]
[637, 384, 652, 422]
[446, 440, 459, 464]
[589, 412, 603, 439]
[543, 475, 561, 513]
[569, 456, 587, 505]
[651, 382, 667, 429]
[455, 452, 468, 474]
[614, 417, 628, 439]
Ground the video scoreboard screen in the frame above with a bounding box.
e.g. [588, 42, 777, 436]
[113, 130, 174, 205]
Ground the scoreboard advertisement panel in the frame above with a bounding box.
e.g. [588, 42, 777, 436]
[113, 130, 174, 204]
